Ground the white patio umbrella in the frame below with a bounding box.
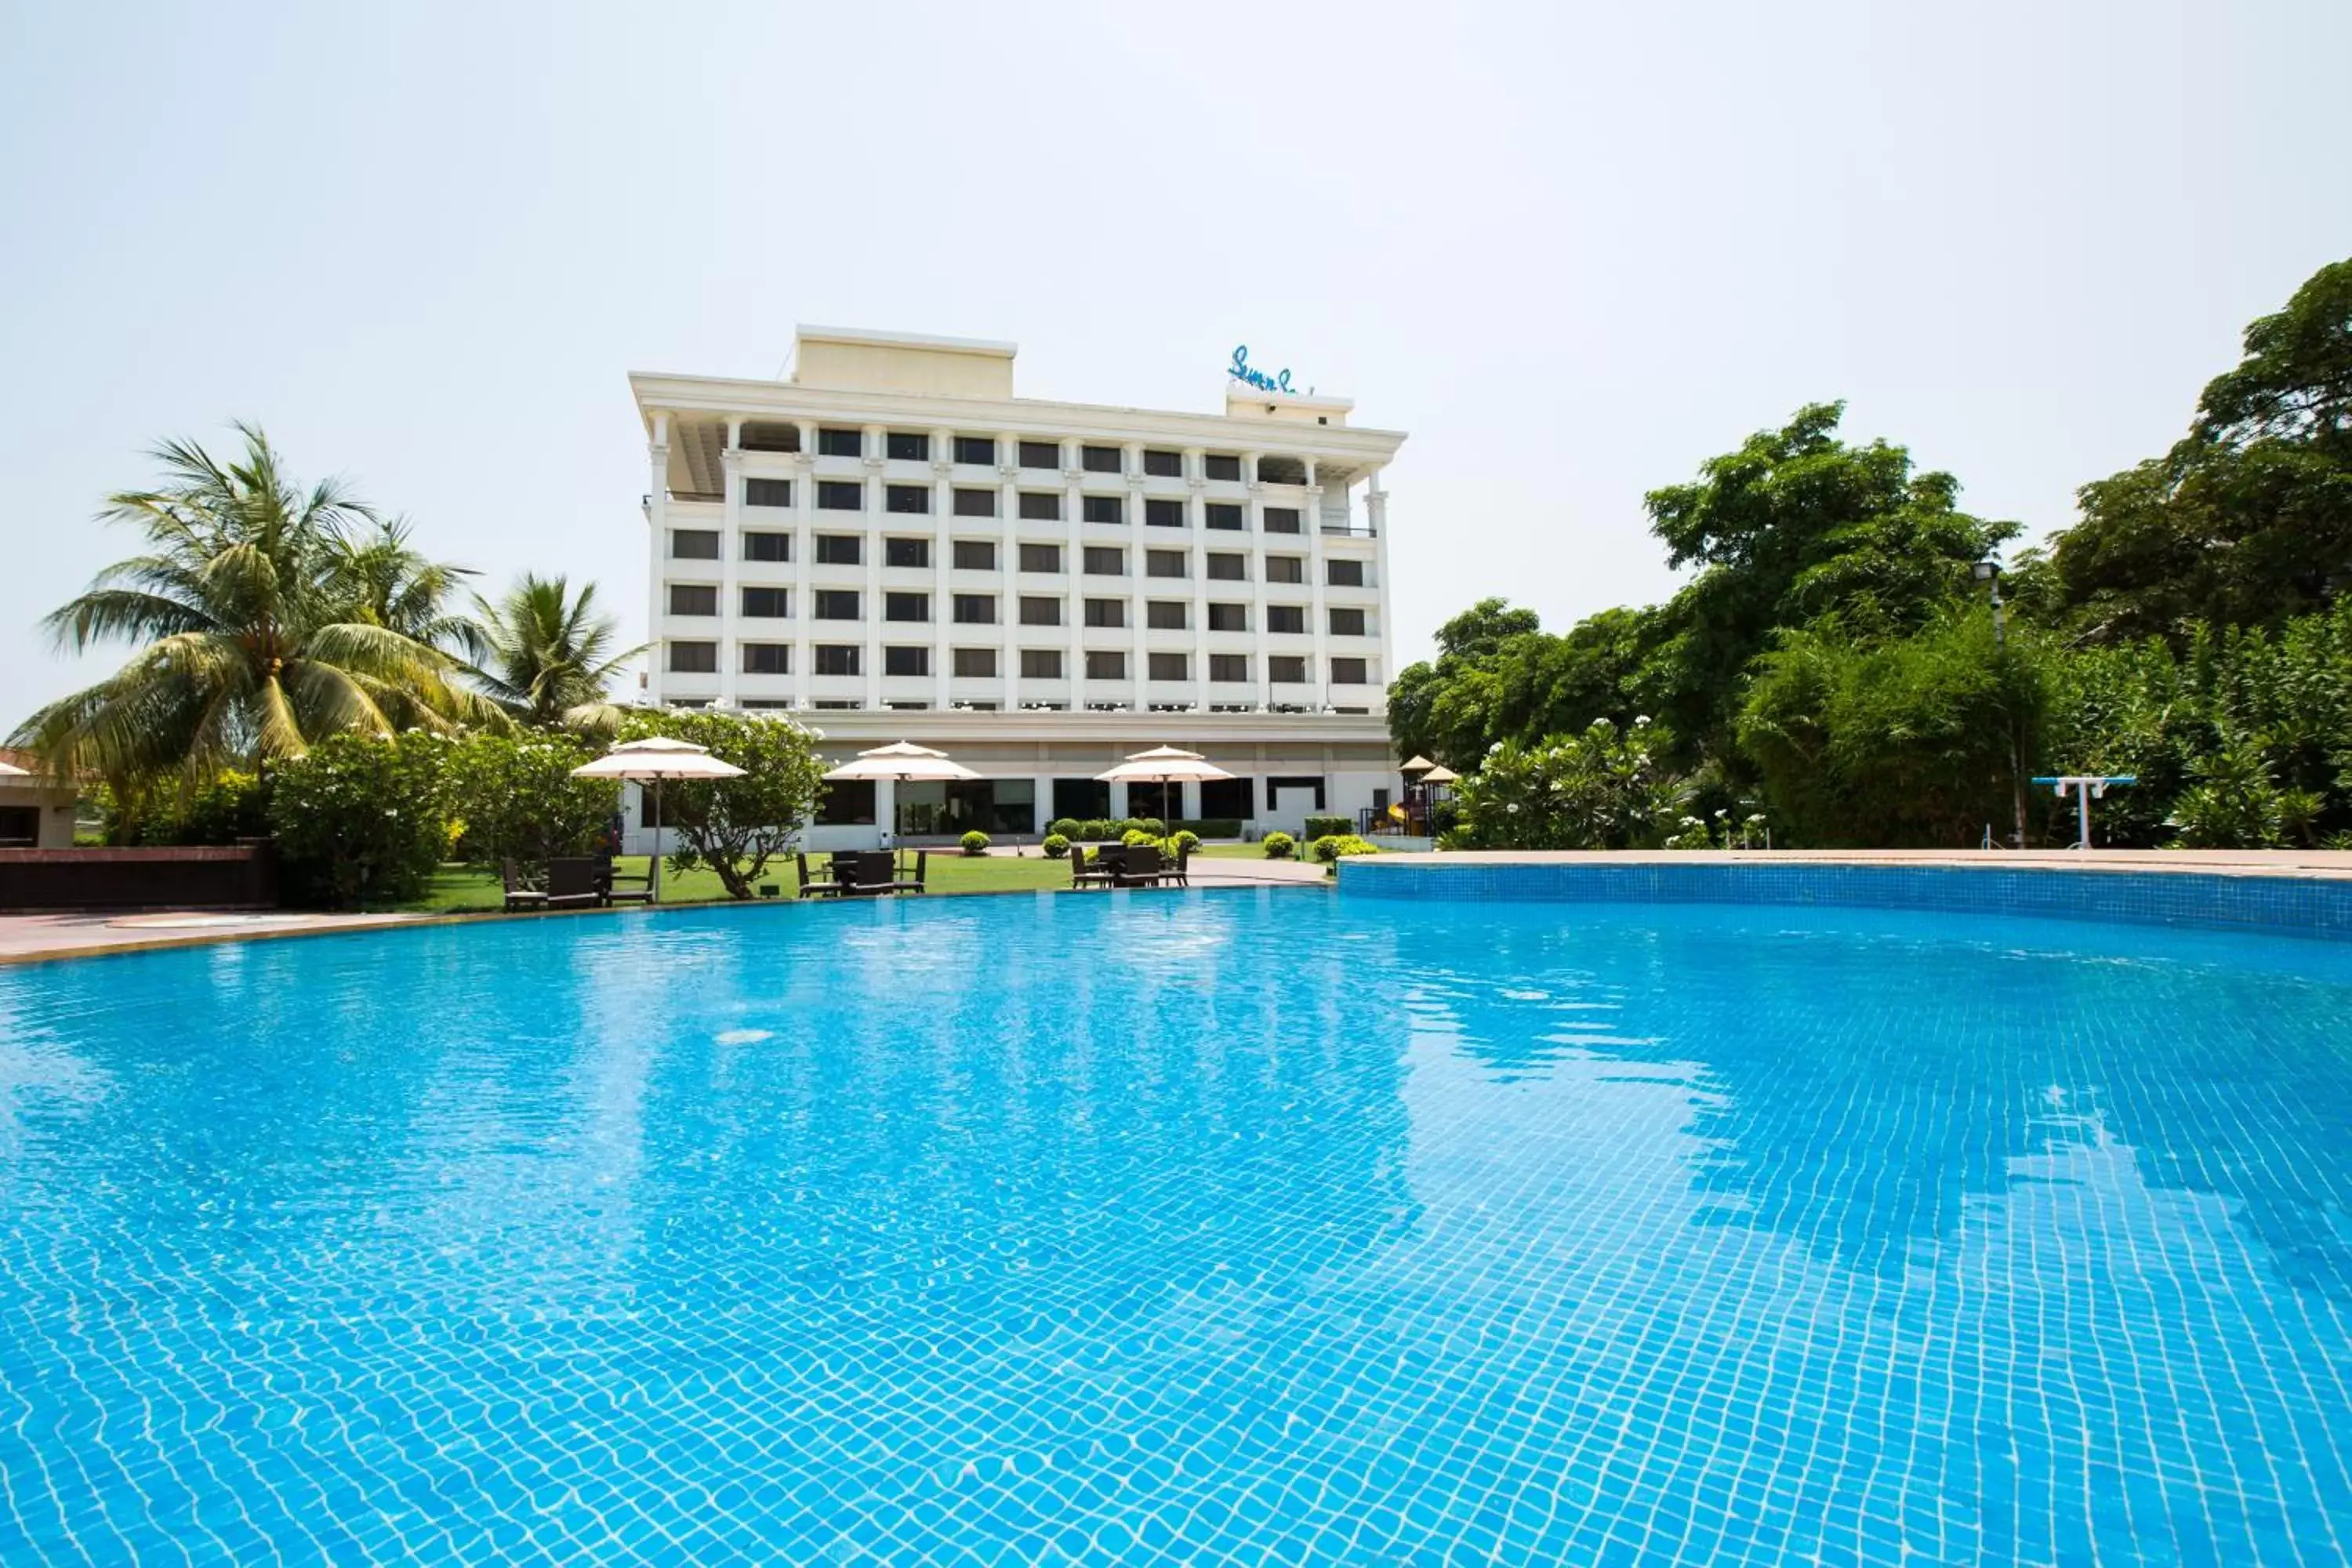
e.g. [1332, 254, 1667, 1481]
[0, 761, 27, 777]
[822, 742, 980, 855]
[1094, 746, 1234, 820]
[572, 735, 746, 902]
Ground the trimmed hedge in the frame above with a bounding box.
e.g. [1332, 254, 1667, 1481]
[960, 829, 990, 856]
[1261, 831, 1297, 859]
[1041, 833, 1071, 858]
[1302, 815, 1352, 842]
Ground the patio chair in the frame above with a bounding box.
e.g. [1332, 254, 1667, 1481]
[1071, 844, 1120, 889]
[795, 852, 840, 899]
[597, 853, 654, 906]
[1167, 842, 1192, 888]
[501, 858, 550, 912]
[840, 851, 898, 897]
[889, 851, 927, 895]
[544, 857, 606, 909]
[1113, 844, 1164, 887]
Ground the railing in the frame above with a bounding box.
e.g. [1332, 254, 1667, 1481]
[1320, 524, 1377, 537]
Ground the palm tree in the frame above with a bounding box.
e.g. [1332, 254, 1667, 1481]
[326, 517, 479, 652]
[13, 424, 495, 784]
[466, 575, 643, 730]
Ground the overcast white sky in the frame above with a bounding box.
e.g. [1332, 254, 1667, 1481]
[3, 1, 2346, 721]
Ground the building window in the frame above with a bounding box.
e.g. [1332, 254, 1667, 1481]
[1329, 607, 1367, 637]
[741, 699, 793, 710]
[817, 427, 863, 458]
[884, 591, 930, 622]
[816, 778, 876, 823]
[1145, 498, 1185, 528]
[1145, 549, 1186, 579]
[1021, 648, 1063, 680]
[953, 539, 996, 570]
[885, 484, 930, 515]
[1080, 444, 1122, 474]
[1205, 503, 1243, 531]
[1267, 604, 1307, 634]
[1209, 653, 1250, 683]
[742, 531, 789, 562]
[815, 534, 862, 565]
[1264, 506, 1303, 535]
[814, 699, 863, 710]
[814, 644, 860, 676]
[1331, 657, 1369, 684]
[1265, 555, 1305, 584]
[886, 431, 930, 463]
[1018, 439, 1062, 470]
[815, 590, 861, 620]
[1328, 558, 1366, 587]
[1204, 454, 1242, 482]
[1146, 600, 1187, 630]
[1207, 602, 1248, 633]
[1018, 543, 1062, 573]
[953, 593, 996, 625]
[1147, 652, 1189, 681]
[952, 647, 997, 678]
[670, 529, 720, 561]
[668, 583, 717, 616]
[1083, 597, 1125, 629]
[740, 586, 789, 619]
[1019, 596, 1062, 626]
[1018, 491, 1062, 521]
[1085, 650, 1127, 681]
[1143, 449, 1183, 477]
[953, 488, 996, 518]
[746, 477, 793, 508]
[954, 435, 996, 466]
[1206, 553, 1246, 581]
[817, 480, 864, 510]
[741, 643, 789, 674]
[1269, 655, 1308, 684]
[667, 640, 717, 673]
[1200, 777, 1251, 818]
[885, 537, 931, 569]
[1082, 494, 1123, 525]
[1083, 546, 1125, 576]
[884, 645, 931, 677]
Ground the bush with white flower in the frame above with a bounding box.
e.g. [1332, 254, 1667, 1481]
[1440, 718, 1692, 851]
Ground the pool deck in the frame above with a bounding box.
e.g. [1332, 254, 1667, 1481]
[1351, 848, 2352, 880]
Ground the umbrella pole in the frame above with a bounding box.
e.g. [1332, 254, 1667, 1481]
[652, 779, 662, 904]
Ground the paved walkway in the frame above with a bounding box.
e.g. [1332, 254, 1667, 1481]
[0, 909, 425, 964]
[1352, 848, 2352, 880]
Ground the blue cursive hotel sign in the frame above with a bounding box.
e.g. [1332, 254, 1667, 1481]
[1228, 344, 1298, 395]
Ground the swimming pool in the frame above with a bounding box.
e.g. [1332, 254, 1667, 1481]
[1, 888, 2347, 1563]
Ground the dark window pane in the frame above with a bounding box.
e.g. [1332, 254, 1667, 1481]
[1083, 598, 1124, 629]
[1019, 596, 1061, 626]
[884, 591, 930, 622]
[1145, 498, 1185, 528]
[817, 427, 863, 458]
[1206, 553, 1246, 581]
[1084, 650, 1126, 680]
[1018, 440, 1062, 470]
[1018, 543, 1061, 573]
[1204, 454, 1242, 481]
[885, 537, 930, 569]
[668, 583, 717, 615]
[1145, 550, 1185, 579]
[815, 644, 860, 676]
[666, 641, 717, 673]
[815, 534, 862, 565]
[884, 645, 930, 677]
[886, 484, 930, 514]
[886, 431, 929, 463]
[952, 647, 996, 677]
[953, 593, 996, 624]
[1083, 546, 1124, 575]
[953, 539, 996, 570]
[1263, 506, 1301, 534]
[1209, 653, 1250, 683]
[1148, 652, 1188, 681]
[1020, 648, 1062, 679]
[1327, 558, 1366, 587]
[1146, 600, 1186, 630]
[817, 480, 864, 510]
[1018, 492, 1061, 521]
[817, 778, 875, 823]
[670, 529, 720, 560]
[742, 531, 789, 562]
[1265, 555, 1304, 584]
[1331, 657, 1368, 684]
[815, 590, 861, 620]
[1207, 602, 1247, 632]
[1143, 449, 1183, 477]
[1082, 494, 1123, 524]
[954, 435, 996, 466]
[1329, 607, 1367, 636]
[740, 586, 789, 618]
[745, 477, 793, 508]
[1268, 604, 1306, 634]
[1206, 503, 1243, 531]
[953, 488, 996, 518]
[1269, 655, 1307, 683]
[741, 642, 789, 674]
[1080, 445, 1122, 474]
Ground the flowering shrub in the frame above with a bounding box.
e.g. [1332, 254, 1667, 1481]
[1309, 833, 1380, 862]
[269, 731, 453, 908]
[1443, 718, 1690, 851]
[1261, 831, 1297, 859]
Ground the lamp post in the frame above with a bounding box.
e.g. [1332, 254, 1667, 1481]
[1976, 560, 2026, 848]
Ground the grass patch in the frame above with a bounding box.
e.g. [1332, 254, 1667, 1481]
[404, 852, 1080, 912]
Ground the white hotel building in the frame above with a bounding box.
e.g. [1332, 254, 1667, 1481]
[632, 327, 1407, 849]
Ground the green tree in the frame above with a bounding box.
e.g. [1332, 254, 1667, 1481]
[1445, 719, 1688, 851]
[2049, 257, 2352, 640]
[619, 710, 826, 899]
[13, 426, 492, 786]
[466, 574, 642, 729]
[442, 731, 619, 870]
[268, 731, 453, 908]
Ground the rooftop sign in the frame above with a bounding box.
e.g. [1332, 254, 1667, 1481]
[1228, 344, 1298, 396]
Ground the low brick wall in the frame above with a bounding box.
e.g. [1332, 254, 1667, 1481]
[0, 843, 279, 911]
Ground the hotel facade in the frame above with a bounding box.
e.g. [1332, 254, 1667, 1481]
[631, 327, 1407, 850]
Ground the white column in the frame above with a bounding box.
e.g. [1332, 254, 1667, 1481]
[874, 777, 896, 850]
[645, 412, 671, 706]
[1186, 451, 1208, 712]
[1063, 438, 1085, 707]
[1029, 771, 1054, 834]
[1244, 449, 1267, 708]
[1109, 780, 1129, 820]
[1305, 458, 1327, 710]
[1366, 473, 1392, 706]
[792, 424, 815, 709]
[1126, 443, 1147, 710]
[865, 423, 887, 710]
[718, 416, 743, 707]
[932, 427, 953, 710]
[999, 435, 1022, 710]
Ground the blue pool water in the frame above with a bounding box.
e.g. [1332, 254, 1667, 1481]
[2, 890, 2350, 1565]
